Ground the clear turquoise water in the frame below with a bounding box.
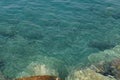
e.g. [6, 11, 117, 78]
[0, 0, 120, 79]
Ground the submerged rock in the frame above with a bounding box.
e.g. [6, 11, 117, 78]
[112, 13, 120, 19]
[66, 58, 120, 80]
[88, 45, 120, 63]
[0, 71, 6, 80]
[16, 62, 59, 78]
[14, 22, 44, 40]
[92, 62, 113, 76]
[0, 60, 4, 70]
[88, 41, 115, 51]
[66, 68, 116, 80]
[0, 25, 16, 38]
[111, 59, 120, 79]
[26, 56, 68, 80]
[15, 75, 60, 80]
[89, 59, 120, 80]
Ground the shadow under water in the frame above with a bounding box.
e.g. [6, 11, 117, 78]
[88, 41, 116, 51]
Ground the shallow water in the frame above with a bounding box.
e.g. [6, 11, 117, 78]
[0, 0, 120, 79]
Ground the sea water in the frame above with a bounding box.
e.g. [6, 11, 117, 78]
[0, 0, 120, 79]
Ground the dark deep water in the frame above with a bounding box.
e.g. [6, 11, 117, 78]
[0, 0, 120, 79]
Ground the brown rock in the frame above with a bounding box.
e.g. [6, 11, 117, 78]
[15, 75, 61, 80]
